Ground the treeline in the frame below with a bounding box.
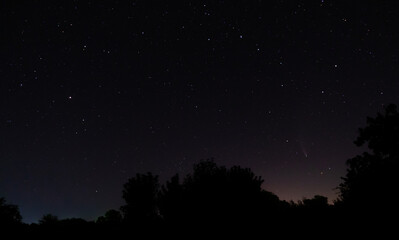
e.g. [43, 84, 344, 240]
[0, 160, 333, 224]
[1, 161, 337, 235]
[1, 104, 399, 235]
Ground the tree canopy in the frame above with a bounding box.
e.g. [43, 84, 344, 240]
[338, 104, 399, 210]
[0, 197, 22, 225]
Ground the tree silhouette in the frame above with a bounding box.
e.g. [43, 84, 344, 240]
[121, 172, 160, 223]
[0, 197, 22, 225]
[180, 160, 228, 223]
[157, 159, 281, 227]
[39, 214, 59, 225]
[97, 209, 123, 225]
[158, 174, 184, 223]
[338, 104, 399, 211]
[301, 195, 329, 209]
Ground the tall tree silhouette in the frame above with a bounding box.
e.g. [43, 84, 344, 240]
[182, 160, 228, 223]
[158, 174, 184, 223]
[0, 197, 22, 225]
[121, 172, 160, 223]
[338, 104, 399, 210]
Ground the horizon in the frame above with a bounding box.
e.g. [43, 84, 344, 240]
[17, 159, 343, 224]
[2, 1, 398, 225]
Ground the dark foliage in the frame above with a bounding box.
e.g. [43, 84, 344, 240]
[39, 214, 59, 226]
[175, 160, 277, 225]
[338, 104, 399, 213]
[120, 172, 160, 223]
[301, 195, 329, 209]
[96, 209, 123, 225]
[115, 159, 290, 231]
[0, 197, 22, 225]
[4, 105, 399, 235]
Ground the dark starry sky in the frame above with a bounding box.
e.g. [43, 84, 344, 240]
[1, 0, 399, 223]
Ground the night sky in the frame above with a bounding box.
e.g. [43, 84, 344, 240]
[1, 1, 399, 223]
